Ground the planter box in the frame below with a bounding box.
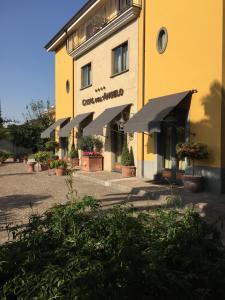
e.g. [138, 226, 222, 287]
[181, 175, 204, 193]
[81, 156, 103, 172]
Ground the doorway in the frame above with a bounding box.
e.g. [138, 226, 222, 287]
[59, 137, 68, 158]
[111, 123, 125, 172]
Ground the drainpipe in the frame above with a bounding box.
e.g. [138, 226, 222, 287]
[141, 0, 146, 177]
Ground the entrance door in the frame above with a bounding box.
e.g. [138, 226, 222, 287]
[59, 137, 68, 158]
[111, 124, 125, 172]
[162, 125, 185, 177]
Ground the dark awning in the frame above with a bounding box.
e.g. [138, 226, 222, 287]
[59, 112, 94, 137]
[41, 117, 70, 139]
[124, 91, 192, 133]
[83, 104, 131, 136]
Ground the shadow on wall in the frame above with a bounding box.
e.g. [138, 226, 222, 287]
[143, 82, 224, 192]
[189, 81, 225, 193]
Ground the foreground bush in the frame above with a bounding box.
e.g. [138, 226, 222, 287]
[0, 197, 225, 299]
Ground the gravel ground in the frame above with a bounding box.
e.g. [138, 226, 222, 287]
[1, 162, 225, 244]
[0, 163, 120, 243]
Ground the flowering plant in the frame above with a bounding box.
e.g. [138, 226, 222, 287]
[176, 142, 208, 175]
[82, 151, 102, 157]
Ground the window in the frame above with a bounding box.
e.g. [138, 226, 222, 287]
[81, 63, 92, 89]
[112, 42, 128, 75]
[157, 27, 168, 54]
[66, 80, 70, 93]
[118, 0, 131, 11]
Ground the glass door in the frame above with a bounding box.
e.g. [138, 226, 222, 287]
[111, 124, 125, 172]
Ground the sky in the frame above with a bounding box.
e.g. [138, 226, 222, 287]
[0, 0, 86, 122]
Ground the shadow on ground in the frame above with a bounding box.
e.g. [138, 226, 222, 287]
[0, 194, 50, 226]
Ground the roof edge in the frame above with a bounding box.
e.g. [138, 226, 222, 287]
[44, 0, 98, 51]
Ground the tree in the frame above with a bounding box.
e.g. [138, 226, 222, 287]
[7, 100, 54, 152]
[24, 99, 54, 128]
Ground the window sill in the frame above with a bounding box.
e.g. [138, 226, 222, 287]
[80, 84, 92, 91]
[110, 69, 129, 79]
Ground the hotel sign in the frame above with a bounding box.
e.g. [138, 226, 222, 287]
[82, 89, 124, 106]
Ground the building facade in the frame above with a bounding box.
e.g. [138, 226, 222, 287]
[44, 0, 225, 193]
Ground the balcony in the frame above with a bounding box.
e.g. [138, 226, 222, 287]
[67, 0, 142, 59]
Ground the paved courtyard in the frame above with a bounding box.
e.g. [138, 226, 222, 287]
[1, 162, 225, 244]
[0, 162, 121, 243]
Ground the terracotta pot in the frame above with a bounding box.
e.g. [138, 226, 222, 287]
[181, 175, 204, 193]
[114, 163, 122, 173]
[56, 168, 66, 176]
[81, 156, 103, 172]
[70, 158, 79, 167]
[122, 166, 136, 177]
[27, 162, 36, 173]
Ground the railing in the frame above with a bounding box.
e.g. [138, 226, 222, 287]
[67, 0, 142, 54]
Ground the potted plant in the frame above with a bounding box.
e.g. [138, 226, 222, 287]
[50, 159, 67, 176]
[78, 136, 103, 172]
[48, 155, 59, 175]
[27, 154, 36, 173]
[69, 144, 79, 167]
[34, 151, 51, 171]
[121, 143, 136, 177]
[176, 142, 209, 192]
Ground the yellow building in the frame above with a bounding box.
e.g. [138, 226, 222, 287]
[44, 0, 225, 193]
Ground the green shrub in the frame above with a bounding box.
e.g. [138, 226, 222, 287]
[121, 141, 132, 166]
[69, 144, 79, 159]
[165, 195, 182, 207]
[0, 151, 9, 163]
[77, 136, 103, 152]
[129, 146, 135, 166]
[34, 151, 52, 163]
[50, 159, 67, 169]
[1, 198, 225, 299]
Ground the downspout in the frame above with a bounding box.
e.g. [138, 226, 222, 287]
[141, 0, 146, 177]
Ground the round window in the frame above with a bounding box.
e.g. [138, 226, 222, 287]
[66, 80, 70, 93]
[157, 27, 168, 54]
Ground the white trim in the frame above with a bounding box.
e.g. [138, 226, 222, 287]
[47, 32, 66, 52]
[69, 6, 141, 59]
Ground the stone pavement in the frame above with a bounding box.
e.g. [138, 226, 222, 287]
[1, 163, 225, 243]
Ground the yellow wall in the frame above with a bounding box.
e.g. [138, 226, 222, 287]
[55, 44, 74, 144]
[55, 44, 74, 121]
[140, 0, 223, 168]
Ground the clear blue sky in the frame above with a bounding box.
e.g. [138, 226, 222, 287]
[0, 0, 86, 122]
